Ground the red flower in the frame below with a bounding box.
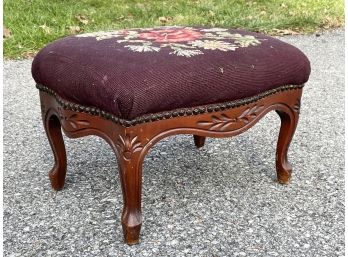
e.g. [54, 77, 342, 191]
[138, 28, 203, 43]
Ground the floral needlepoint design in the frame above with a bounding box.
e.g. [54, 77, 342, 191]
[190, 40, 238, 51]
[76, 26, 263, 57]
[138, 28, 203, 43]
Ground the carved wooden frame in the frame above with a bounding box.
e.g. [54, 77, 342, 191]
[38, 84, 303, 245]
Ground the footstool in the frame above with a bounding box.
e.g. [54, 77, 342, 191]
[32, 26, 310, 244]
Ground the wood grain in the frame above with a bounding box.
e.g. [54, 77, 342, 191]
[39, 87, 302, 244]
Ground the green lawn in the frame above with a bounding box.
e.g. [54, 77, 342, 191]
[4, 0, 344, 59]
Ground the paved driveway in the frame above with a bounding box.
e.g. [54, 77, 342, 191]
[4, 30, 344, 257]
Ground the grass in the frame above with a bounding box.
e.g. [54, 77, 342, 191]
[4, 0, 344, 59]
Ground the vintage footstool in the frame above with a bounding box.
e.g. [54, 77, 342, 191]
[32, 26, 310, 244]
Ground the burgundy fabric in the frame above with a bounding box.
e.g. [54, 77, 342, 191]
[32, 27, 310, 120]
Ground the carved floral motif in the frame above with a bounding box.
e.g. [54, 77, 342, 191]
[65, 114, 91, 129]
[115, 134, 143, 161]
[197, 105, 264, 131]
[57, 107, 91, 129]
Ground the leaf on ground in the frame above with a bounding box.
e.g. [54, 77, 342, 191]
[75, 14, 89, 25]
[23, 51, 37, 58]
[323, 16, 343, 28]
[272, 29, 299, 35]
[68, 26, 81, 34]
[4, 26, 12, 38]
[39, 25, 51, 34]
[158, 16, 173, 25]
[115, 15, 125, 21]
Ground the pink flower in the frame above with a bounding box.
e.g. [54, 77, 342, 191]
[138, 28, 203, 43]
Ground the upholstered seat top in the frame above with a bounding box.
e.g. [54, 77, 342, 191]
[32, 26, 310, 120]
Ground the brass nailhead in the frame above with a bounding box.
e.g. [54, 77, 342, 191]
[36, 84, 303, 127]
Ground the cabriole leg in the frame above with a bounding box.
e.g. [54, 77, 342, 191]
[114, 136, 144, 245]
[275, 109, 299, 184]
[43, 113, 67, 190]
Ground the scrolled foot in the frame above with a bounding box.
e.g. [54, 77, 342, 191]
[122, 222, 142, 245]
[276, 160, 292, 184]
[49, 166, 67, 191]
[121, 209, 142, 245]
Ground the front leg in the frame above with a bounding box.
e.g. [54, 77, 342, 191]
[114, 133, 144, 245]
[43, 112, 67, 191]
[275, 105, 300, 184]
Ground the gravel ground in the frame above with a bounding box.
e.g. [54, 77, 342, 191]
[4, 30, 344, 257]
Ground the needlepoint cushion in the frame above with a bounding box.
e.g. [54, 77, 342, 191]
[32, 26, 310, 120]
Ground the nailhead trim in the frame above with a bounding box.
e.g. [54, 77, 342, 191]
[36, 84, 304, 127]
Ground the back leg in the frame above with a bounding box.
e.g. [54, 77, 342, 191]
[193, 135, 206, 148]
